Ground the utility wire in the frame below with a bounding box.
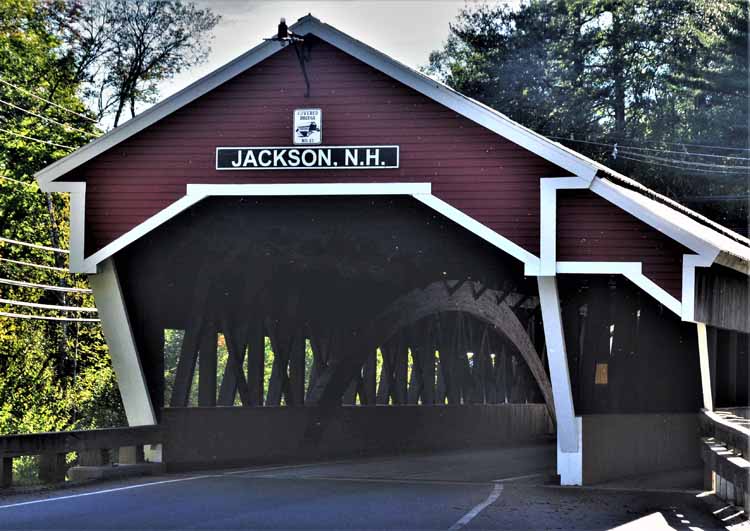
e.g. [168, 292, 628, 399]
[0, 298, 97, 313]
[608, 136, 750, 152]
[0, 311, 99, 323]
[616, 154, 747, 175]
[0, 77, 97, 123]
[0, 98, 97, 137]
[0, 236, 69, 254]
[0, 278, 90, 293]
[548, 136, 750, 162]
[0, 175, 37, 189]
[618, 150, 750, 172]
[0, 257, 67, 272]
[0, 126, 74, 150]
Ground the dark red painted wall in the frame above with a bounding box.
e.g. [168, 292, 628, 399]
[67, 36, 686, 298]
[72, 38, 562, 257]
[557, 190, 687, 298]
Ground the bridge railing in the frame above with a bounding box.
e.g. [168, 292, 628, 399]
[0, 425, 161, 488]
[700, 408, 750, 514]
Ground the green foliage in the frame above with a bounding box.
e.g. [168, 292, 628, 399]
[427, 0, 749, 232]
[0, 0, 125, 439]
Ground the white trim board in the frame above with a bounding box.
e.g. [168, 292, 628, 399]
[67, 182, 539, 275]
[537, 177, 717, 320]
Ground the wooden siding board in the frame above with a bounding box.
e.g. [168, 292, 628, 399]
[79, 38, 561, 257]
[557, 189, 687, 298]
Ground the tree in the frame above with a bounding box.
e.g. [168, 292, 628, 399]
[49, 0, 220, 126]
[0, 0, 124, 443]
[427, 0, 749, 233]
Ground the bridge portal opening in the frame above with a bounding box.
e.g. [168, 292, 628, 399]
[112, 195, 555, 467]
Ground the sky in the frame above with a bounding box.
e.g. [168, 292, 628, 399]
[155, 1, 484, 101]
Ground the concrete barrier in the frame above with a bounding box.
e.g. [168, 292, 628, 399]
[161, 404, 552, 471]
[582, 413, 702, 485]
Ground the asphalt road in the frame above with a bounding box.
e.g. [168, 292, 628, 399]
[0, 445, 732, 530]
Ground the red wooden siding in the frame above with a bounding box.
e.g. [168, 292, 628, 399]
[70, 38, 562, 257]
[556, 190, 687, 298]
[66, 36, 688, 299]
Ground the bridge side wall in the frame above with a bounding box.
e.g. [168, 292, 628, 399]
[161, 404, 552, 471]
[581, 413, 701, 485]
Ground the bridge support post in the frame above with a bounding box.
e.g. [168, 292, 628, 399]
[0, 456, 12, 488]
[38, 453, 67, 483]
[538, 276, 582, 485]
[696, 323, 714, 411]
[89, 258, 157, 426]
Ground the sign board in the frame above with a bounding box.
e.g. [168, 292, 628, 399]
[293, 108, 322, 145]
[216, 146, 399, 170]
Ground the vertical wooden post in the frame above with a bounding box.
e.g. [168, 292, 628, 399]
[419, 343, 436, 405]
[78, 449, 109, 466]
[38, 453, 66, 483]
[362, 349, 377, 405]
[0, 457, 12, 488]
[267, 327, 291, 406]
[376, 345, 393, 404]
[170, 326, 202, 407]
[288, 334, 306, 406]
[118, 446, 145, 464]
[407, 345, 423, 404]
[393, 342, 408, 405]
[198, 326, 218, 407]
[246, 322, 265, 406]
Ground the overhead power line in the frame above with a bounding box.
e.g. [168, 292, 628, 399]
[0, 278, 90, 294]
[608, 136, 750, 152]
[616, 154, 746, 175]
[0, 98, 96, 137]
[0, 126, 75, 150]
[0, 236, 69, 254]
[0, 257, 67, 272]
[0, 175, 36, 189]
[548, 136, 750, 162]
[618, 150, 749, 172]
[0, 311, 99, 323]
[0, 298, 97, 313]
[0, 77, 97, 123]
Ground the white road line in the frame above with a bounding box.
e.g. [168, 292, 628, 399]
[493, 471, 551, 483]
[0, 475, 216, 510]
[240, 475, 484, 487]
[448, 483, 504, 531]
[0, 460, 363, 510]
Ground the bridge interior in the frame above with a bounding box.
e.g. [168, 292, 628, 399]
[114, 196, 549, 415]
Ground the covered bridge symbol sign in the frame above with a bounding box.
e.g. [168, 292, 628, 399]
[294, 108, 322, 145]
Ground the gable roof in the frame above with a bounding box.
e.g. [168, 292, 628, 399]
[35, 14, 749, 272]
[36, 14, 599, 186]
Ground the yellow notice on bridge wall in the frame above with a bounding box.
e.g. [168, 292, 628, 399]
[594, 363, 609, 385]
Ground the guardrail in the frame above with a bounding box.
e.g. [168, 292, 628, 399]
[0, 425, 161, 488]
[700, 408, 749, 515]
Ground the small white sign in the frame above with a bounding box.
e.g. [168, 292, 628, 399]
[293, 108, 322, 145]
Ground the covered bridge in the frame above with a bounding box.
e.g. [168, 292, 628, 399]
[35, 15, 750, 486]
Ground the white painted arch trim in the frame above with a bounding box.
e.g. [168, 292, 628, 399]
[66, 182, 540, 274]
[537, 178, 721, 321]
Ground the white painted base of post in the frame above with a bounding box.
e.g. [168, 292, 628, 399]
[538, 276, 583, 486]
[557, 417, 583, 485]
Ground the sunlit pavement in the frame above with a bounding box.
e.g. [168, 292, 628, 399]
[0, 445, 735, 530]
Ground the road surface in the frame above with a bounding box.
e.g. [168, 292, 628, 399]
[0, 444, 731, 530]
